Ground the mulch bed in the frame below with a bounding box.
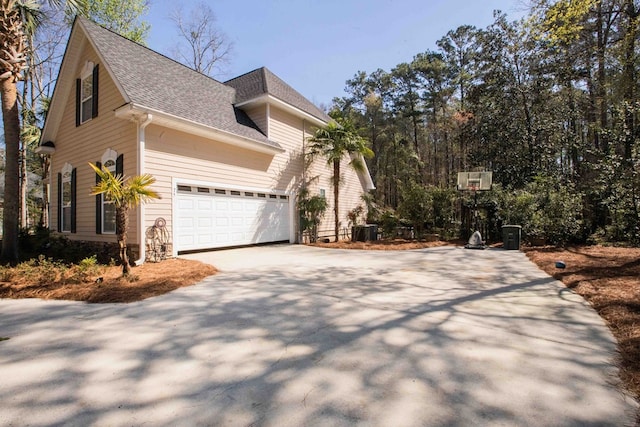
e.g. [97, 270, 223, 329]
[0, 258, 217, 303]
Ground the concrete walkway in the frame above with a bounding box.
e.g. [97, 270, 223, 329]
[0, 245, 637, 426]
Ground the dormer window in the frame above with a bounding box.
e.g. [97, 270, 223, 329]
[76, 61, 99, 126]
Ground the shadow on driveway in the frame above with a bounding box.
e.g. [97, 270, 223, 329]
[0, 245, 637, 426]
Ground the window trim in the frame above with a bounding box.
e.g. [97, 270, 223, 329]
[77, 61, 98, 126]
[60, 163, 73, 233]
[96, 148, 121, 235]
[99, 149, 118, 234]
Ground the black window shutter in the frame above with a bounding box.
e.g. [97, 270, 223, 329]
[115, 154, 123, 235]
[95, 161, 102, 234]
[92, 64, 99, 118]
[116, 154, 123, 176]
[57, 173, 62, 231]
[70, 168, 77, 233]
[75, 79, 81, 126]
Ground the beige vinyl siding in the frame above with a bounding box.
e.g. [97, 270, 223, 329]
[267, 106, 306, 191]
[307, 155, 366, 240]
[243, 104, 267, 135]
[144, 123, 299, 234]
[269, 107, 368, 241]
[143, 104, 367, 243]
[49, 43, 138, 243]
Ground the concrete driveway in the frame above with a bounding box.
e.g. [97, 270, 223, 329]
[0, 245, 637, 426]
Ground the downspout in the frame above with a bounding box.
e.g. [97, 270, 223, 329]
[299, 119, 307, 244]
[135, 113, 153, 266]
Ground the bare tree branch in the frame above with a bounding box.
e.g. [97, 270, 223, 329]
[169, 2, 232, 77]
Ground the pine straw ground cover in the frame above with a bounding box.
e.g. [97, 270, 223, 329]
[523, 245, 640, 410]
[0, 258, 217, 303]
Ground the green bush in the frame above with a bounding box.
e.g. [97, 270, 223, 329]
[379, 209, 400, 238]
[298, 189, 328, 243]
[494, 177, 584, 245]
[398, 182, 433, 237]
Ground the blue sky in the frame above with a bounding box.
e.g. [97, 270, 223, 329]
[146, 0, 527, 107]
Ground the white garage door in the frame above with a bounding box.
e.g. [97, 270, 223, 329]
[176, 185, 290, 252]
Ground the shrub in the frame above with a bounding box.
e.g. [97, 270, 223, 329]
[494, 177, 584, 245]
[398, 182, 432, 237]
[298, 189, 328, 243]
[379, 209, 400, 238]
[68, 256, 101, 284]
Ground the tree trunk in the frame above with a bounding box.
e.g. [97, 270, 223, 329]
[19, 73, 27, 229]
[622, 0, 638, 162]
[117, 206, 131, 276]
[596, 1, 609, 154]
[333, 159, 340, 242]
[1, 77, 20, 263]
[19, 135, 26, 228]
[40, 156, 49, 228]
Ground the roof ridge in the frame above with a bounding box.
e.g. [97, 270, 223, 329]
[224, 67, 266, 85]
[78, 16, 230, 90]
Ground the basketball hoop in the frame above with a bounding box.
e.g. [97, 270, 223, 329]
[456, 171, 493, 250]
[457, 172, 492, 192]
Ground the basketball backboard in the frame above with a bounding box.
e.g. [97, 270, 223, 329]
[457, 171, 492, 191]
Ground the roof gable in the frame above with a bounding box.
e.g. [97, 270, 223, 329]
[43, 17, 279, 151]
[225, 68, 331, 124]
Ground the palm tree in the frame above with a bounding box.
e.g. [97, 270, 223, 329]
[89, 163, 159, 276]
[0, 0, 85, 263]
[307, 117, 373, 242]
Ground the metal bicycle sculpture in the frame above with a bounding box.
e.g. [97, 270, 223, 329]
[145, 217, 170, 262]
[457, 171, 492, 250]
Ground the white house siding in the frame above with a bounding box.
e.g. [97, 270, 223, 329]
[49, 43, 139, 244]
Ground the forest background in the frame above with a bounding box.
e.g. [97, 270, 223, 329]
[6, 0, 640, 247]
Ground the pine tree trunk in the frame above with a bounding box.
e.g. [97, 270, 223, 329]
[1, 76, 20, 263]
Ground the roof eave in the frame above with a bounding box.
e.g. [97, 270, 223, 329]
[235, 94, 328, 127]
[115, 103, 285, 155]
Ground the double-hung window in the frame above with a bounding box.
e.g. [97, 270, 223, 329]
[58, 163, 76, 233]
[81, 73, 93, 123]
[76, 61, 98, 126]
[95, 149, 121, 234]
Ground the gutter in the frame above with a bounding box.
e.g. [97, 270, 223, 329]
[114, 103, 284, 155]
[134, 113, 153, 266]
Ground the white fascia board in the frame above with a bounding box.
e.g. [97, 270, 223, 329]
[350, 153, 376, 191]
[115, 103, 285, 155]
[235, 94, 328, 128]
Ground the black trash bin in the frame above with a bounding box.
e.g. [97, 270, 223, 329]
[502, 225, 522, 250]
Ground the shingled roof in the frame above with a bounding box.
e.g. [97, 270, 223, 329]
[78, 17, 279, 149]
[225, 68, 331, 123]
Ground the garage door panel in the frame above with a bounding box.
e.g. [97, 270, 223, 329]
[176, 188, 290, 251]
